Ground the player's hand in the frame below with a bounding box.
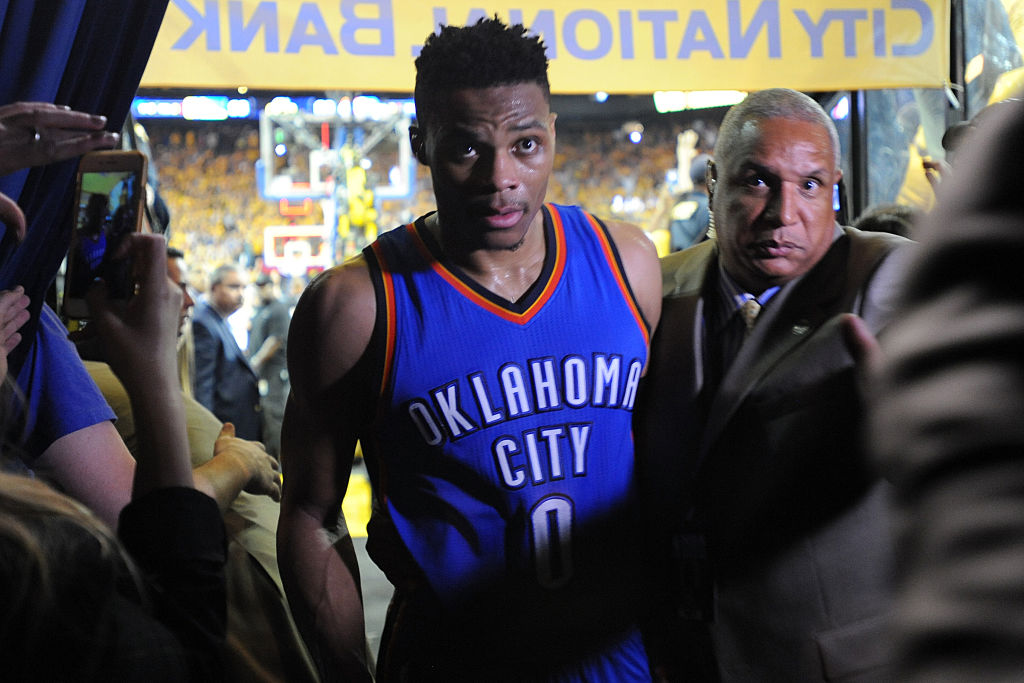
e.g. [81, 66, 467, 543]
[213, 422, 282, 502]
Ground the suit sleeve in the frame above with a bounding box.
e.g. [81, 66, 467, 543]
[191, 315, 219, 415]
[871, 99, 1024, 682]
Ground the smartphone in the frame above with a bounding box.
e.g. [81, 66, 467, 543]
[63, 151, 148, 319]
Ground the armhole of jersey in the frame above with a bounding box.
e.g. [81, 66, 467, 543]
[362, 244, 394, 409]
[585, 212, 652, 344]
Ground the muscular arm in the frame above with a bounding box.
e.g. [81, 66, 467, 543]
[277, 256, 376, 682]
[605, 219, 663, 365]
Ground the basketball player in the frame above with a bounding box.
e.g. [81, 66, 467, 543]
[277, 17, 661, 682]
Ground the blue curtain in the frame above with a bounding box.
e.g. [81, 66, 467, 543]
[0, 0, 169, 374]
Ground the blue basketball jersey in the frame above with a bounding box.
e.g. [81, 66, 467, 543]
[364, 204, 652, 679]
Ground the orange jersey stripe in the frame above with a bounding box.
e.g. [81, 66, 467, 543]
[408, 213, 567, 324]
[583, 210, 650, 347]
[369, 236, 400, 400]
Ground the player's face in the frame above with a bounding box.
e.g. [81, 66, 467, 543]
[712, 117, 841, 293]
[414, 82, 556, 251]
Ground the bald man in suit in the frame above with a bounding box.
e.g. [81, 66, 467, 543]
[637, 88, 914, 682]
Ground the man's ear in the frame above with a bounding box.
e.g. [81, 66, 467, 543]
[409, 126, 428, 165]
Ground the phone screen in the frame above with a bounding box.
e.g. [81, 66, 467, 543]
[65, 168, 143, 308]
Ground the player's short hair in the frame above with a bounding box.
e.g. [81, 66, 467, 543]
[414, 16, 549, 129]
[715, 88, 840, 169]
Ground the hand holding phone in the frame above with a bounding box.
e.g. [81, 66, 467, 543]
[63, 150, 147, 319]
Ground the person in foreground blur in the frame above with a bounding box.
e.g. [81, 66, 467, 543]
[870, 96, 1024, 682]
[278, 17, 661, 682]
[192, 263, 262, 442]
[0, 234, 226, 680]
[636, 88, 913, 681]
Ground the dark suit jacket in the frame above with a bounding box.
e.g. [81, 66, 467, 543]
[638, 227, 912, 682]
[192, 299, 262, 442]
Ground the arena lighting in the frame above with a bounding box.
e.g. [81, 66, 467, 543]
[653, 90, 746, 113]
[352, 95, 382, 121]
[266, 96, 299, 116]
[133, 98, 183, 118]
[312, 98, 337, 117]
[226, 98, 252, 118]
[182, 95, 229, 121]
[594, 91, 609, 103]
[831, 96, 850, 121]
[337, 96, 353, 119]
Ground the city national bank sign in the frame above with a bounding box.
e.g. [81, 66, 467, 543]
[141, 0, 948, 93]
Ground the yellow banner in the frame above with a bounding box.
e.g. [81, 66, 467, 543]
[141, 0, 949, 93]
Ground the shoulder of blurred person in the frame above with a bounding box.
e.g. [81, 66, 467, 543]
[870, 96, 1024, 683]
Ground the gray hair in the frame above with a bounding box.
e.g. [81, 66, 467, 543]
[715, 88, 840, 169]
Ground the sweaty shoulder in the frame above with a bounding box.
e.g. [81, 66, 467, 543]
[288, 254, 376, 403]
[603, 218, 662, 337]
